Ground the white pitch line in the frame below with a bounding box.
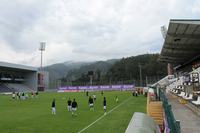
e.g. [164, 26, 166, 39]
[77, 97, 132, 133]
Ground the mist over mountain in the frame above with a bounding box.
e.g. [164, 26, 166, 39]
[44, 59, 119, 87]
[44, 54, 167, 88]
[65, 59, 119, 81]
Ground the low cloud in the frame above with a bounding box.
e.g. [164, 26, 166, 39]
[0, 0, 199, 66]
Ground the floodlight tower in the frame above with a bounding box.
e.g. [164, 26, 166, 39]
[161, 25, 173, 75]
[161, 25, 167, 39]
[38, 42, 46, 91]
[88, 71, 94, 85]
[39, 42, 46, 71]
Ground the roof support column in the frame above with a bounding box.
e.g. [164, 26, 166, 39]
[167, 63, 173, 75]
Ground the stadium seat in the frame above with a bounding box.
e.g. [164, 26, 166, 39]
[6, 83, 32, 92]
[0, 84, 14, 93]
[192, 96, 200, 105]
[173, 90, 178, 94]
[183, 94, 193, 100]
[181, 93, 188, 98]
[178, 91, 185, 97]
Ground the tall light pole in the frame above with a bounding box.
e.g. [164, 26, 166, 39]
[38, 42, 46, 91]
[146, 76, 148, 86]
[138, 64, 142, 87]
[39, 42, 46, 71]
[88, 71, 94, 85]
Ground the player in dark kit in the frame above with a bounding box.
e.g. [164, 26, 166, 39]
[88, 96, 94, 111]
[101, 91, 104, 96]
[103, 97, 107, 115]
[86, 91, 89, 97]
[35, 91, 39, 98]
[71, 99, 78, 116]
[52, 98, 56, 115]
[67, 98, 72, 111]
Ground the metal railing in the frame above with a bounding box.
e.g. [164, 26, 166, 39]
[159, 90, 181, 133]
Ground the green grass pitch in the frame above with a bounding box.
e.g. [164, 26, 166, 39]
[0, 91, 146, 133]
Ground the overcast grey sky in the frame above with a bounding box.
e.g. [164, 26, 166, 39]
[0, 0, 199, 67]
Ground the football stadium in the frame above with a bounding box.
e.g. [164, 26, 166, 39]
[1, 1, 200, 133]
[0, 60, 147, 133]
[1, 19, 200, 133]
[0, 63, 146, 133]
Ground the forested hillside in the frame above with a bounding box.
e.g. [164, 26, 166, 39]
[106, 54, 167, 86]
[60, 54, 167, 86]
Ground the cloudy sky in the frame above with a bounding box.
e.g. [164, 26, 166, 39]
[0, 0, 199, 67]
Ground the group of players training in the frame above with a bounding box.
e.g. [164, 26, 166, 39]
[51, 91, 119, 116]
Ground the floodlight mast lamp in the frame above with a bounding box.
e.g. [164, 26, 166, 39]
[161, 25, 167, 39]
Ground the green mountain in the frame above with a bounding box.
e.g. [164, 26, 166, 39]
[65, 59, 119, 81]
[106, 54, 167, 86]
[44, 59, 119, 88]
[44, 54, 167, 88]
[44, 61, 91, 81]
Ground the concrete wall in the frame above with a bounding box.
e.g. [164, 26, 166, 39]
[42, 71, 49, 90]
[24, 71, 38, 91]
[38, 71, 49, 90]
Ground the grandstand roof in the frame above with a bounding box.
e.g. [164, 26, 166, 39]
[0, 61, 37, 71]
[159, 19, 200, 64]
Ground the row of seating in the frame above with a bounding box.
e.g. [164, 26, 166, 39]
[169, 88, 200, 106]
[0, 83, 32, 93]
[0, 84, 14, 92]
[7, 83, 32, 92]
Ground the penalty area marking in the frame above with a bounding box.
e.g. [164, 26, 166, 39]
[77, 97, 132, 133]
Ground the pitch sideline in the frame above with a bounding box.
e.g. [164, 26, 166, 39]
[77, 97, 132, 133]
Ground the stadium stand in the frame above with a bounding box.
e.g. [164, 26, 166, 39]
[6, 83, 32, 92]
[157, 19, 200, 132]
[0, 61, 38, 93]
[152, 75, 174, 87]
[0, 83, 14, 93]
